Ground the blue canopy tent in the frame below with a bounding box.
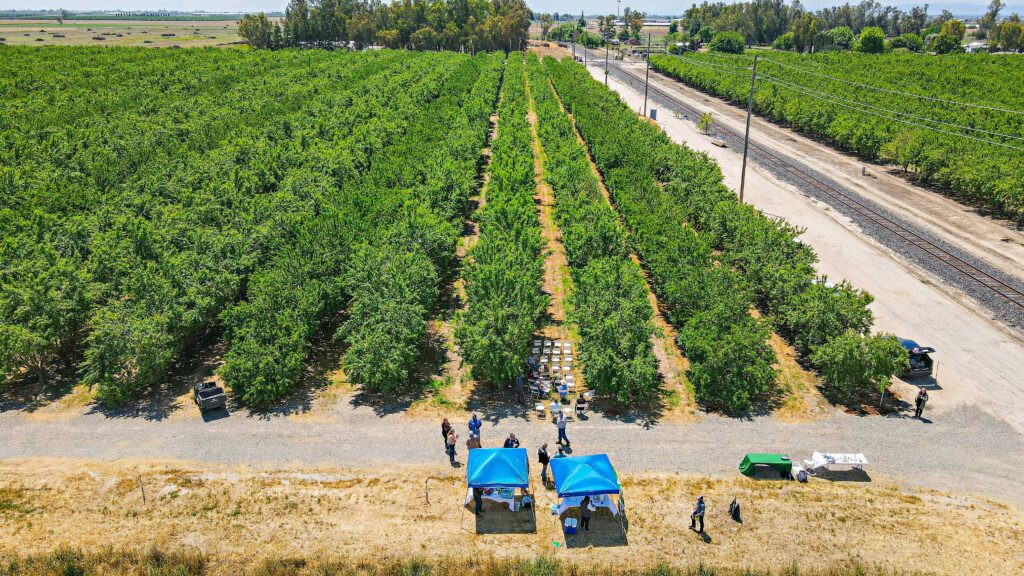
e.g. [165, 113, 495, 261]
[549, 454, 626, 538]
[464, 448, 532, 515]
[550, 454, 620, 497]
[466, 448, 529, 489]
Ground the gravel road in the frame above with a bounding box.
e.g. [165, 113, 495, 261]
[2, 399, 1021, 506]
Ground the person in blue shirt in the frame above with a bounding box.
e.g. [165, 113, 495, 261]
[468, 414, 482, 438]
[503, 433, 520, 448]
[690, 495, 705, 533]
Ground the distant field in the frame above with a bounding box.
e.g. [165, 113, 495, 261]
[0, 19, 241, 47]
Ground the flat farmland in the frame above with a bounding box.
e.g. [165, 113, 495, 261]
[0, 19, 241, 47]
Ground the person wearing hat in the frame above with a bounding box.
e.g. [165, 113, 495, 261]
[690, 495, 705, 533]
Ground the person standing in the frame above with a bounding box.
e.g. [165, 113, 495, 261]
[690, 495, 705, 533]
[446, 429, 458, 464]
[515, 375, 526, 405]
[914, 388, 929, 418]
[441, 418, 452, 449]
[580, 495, 593, 531]
[468, 413, 482, 439]
[503, 433, 520, 448]
[556, 410, 570, 447]
[538, 443, 551, 486]
[472, 487, 484, 516]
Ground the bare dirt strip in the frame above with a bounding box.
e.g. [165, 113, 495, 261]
[523, 65, 582, 396]
[412, 107, 502, 416]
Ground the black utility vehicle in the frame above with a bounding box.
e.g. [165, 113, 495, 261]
[900, 339, 935, 378]
[194, 381, 227, 413]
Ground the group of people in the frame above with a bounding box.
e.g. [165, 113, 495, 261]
[440, 412, 572, 466]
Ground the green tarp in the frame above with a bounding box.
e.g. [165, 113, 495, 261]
[739, 453, 792, 477]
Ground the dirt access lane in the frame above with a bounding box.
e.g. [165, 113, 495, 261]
[1, 398, 1022, 507]
[582, 60, 1024, 436]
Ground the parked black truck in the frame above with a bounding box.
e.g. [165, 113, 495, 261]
[900, 339, 935, 378]
[194, 381, 227, 413]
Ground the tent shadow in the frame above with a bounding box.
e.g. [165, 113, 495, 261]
[471, 500, 537, 534]
[811, 468, 872, 483]
[562, 510, 629, 548]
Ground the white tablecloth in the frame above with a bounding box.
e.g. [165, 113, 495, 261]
[807, 452, 868, 470]
[556, 493, 619, 516]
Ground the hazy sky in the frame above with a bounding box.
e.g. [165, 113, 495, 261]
[5, 0, 1001, 16]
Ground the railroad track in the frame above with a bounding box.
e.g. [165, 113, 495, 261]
[580, 50, 1024, 316]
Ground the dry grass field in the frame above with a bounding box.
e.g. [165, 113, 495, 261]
[0, 19, 241, 47]
[1, 459, 1021, 575]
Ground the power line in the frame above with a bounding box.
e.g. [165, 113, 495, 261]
[759, 56, 1024, 117]
[755, 74, 1024, 152]
[673, 53, 750, 76]
[757, 73, 1024, 144]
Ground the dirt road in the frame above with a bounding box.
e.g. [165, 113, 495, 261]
[1, 396, 1021, 507]
[580, 59, 1024, 437]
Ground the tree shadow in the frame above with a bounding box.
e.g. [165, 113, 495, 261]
[587, 377, 668, 428]
[87, 341, 226, 421]
[822, 385, 912, 418]
[898, 374, 942, 391]
[465, 378, 531, 426]
[810, 467, 872, 483]
[348, 313, 451, 417]
[246, 325, 346, 420]
[0, 369, 77, 414]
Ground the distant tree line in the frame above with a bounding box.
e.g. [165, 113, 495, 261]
[668, 0, 1021, 53]
[238, 0, 530, 51]
[539, 7, 648, 45]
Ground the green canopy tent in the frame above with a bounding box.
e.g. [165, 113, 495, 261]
[739, 453, 792, 477]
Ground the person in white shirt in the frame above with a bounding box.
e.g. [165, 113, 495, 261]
[556, 411, 570, 446]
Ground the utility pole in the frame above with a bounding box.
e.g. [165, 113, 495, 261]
[605, 41, 609, 86]
[642, 33, 651, 117]
[739, 54, 759, 204]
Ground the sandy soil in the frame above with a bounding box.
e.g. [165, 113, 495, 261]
[524, 69, 584, 408]
[2, 459, 1021, 575]
[0, 19, 241, 47]
[585, 60, 1024, 435]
